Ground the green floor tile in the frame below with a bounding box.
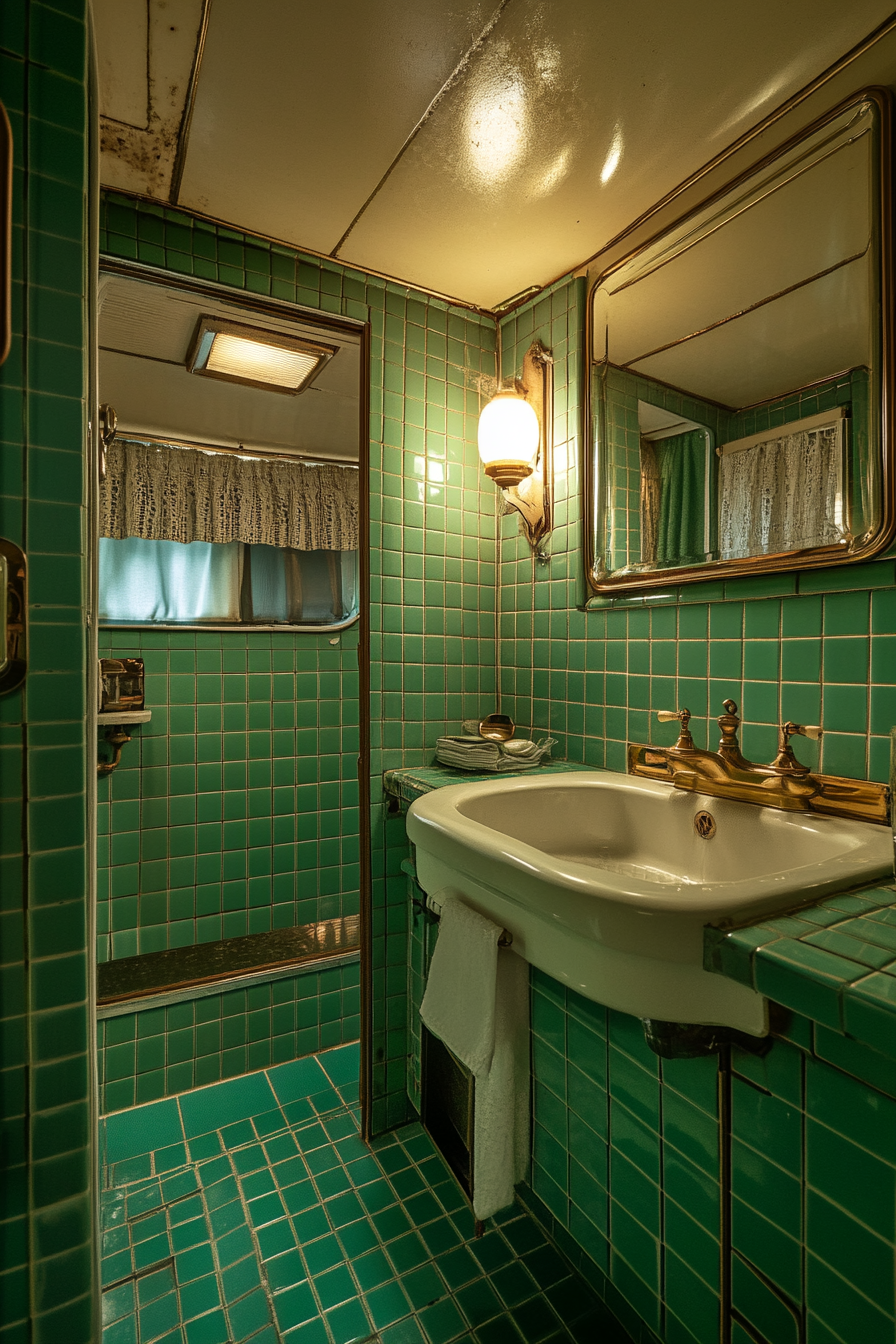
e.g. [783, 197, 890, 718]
[101, 1046, 632, 1344]
[455, 1276, 503, 1328]
[402, 1262, 447, 1311]
[221, 1253, 263, 1301]
[272, 1279, 318, 1332]
[366, 1278, 413, 1330]
[324, 1296, 371, 1342]
[381, 1318, 427, 1344]
[419, 1294, 468, 1344]
[226, 1287, 271, 1339]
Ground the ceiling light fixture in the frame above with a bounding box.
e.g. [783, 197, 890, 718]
[478, 340, 554, 552]
[186, 317, 336, 395]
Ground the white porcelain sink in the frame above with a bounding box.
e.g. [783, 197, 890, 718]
[406, 771, 893, 1034]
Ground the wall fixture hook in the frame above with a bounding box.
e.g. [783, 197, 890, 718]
[96, 708, 152, 777]
[98, 402, 117, 483]
[0, 536, 26, 696]
[97, 725, 132, 777]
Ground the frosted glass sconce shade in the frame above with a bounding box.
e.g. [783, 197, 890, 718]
[477, 389, 540, 486]
[477, 340, 554, 551]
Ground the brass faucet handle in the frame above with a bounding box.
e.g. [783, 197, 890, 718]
[784, 721, 823, 742]
[771, 721, 823, 776]
[657, 707, 694, 751]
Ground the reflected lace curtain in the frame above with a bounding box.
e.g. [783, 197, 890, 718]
[718, 424, 844, 560]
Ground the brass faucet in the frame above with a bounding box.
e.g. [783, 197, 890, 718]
[651, 701, 821, 809]
[628, 699, 888, 823]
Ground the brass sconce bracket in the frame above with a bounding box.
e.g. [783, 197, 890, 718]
[97, 725, 133, 777]
[0, 536, 26, 697]
[501, 340, 554, 550]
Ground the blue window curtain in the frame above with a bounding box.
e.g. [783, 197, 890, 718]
[99, 537, 358, 625]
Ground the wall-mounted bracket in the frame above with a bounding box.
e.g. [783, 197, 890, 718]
[0, 537, 26, 696]
[501, 340, 554, 550]
[97, 709, 151, 776]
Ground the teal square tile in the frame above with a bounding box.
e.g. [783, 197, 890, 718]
[823, 636, 869, 684]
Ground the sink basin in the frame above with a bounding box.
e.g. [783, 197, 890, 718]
[406, 771, 893, 1034]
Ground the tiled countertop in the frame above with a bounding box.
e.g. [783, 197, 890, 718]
[385, 763, 896, 1059]
[705, 885, 896, 1060]
[383, 760, 592, 808]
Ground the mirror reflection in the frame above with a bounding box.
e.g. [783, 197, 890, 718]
[589, 95, 886, 589]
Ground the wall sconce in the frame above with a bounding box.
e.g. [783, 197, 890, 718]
[478, 340, 553, 549]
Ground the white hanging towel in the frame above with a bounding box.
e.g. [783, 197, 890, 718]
[420, 896, 530, 1221]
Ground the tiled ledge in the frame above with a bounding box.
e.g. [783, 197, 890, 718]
[704, 882, 896, 1058]
[383, 760, 592, 809]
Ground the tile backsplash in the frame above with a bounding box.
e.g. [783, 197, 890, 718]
[96, 627, 360, 962]
[97, 960, 360, 1114]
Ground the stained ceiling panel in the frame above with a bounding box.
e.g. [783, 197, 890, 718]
[176, 0, 493, 256]
[336, 0, 894, 306]
[95, 0, 896, 308]
[93, 0, 148, 128]
[97, 0, 204, 199]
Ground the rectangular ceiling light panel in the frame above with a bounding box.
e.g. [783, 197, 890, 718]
[187, 316, 336, 395]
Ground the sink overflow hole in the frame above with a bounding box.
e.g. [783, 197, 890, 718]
[694, 810, 716, 839]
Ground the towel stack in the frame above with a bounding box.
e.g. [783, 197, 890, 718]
[435, 734, 555, 772]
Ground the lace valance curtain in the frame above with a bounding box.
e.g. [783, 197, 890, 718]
[100, 439, 359, 551]
[718, 423, 844, 561]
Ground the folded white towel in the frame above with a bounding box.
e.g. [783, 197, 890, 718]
[471, 947, 530, 1221]
[420, 898, 500, 1077]
[435, 734, 555, 773]
[420, 896, 530, 1220]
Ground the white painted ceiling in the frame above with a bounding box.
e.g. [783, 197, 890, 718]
[93, 0, 896, 309]
[98, 273, 361, 458]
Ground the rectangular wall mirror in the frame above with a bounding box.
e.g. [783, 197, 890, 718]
[586, 91, 893, 594]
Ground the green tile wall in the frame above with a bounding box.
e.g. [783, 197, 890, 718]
[99, 191, 500, 1137]
[0, 3, 94, 1340]
[364, 264, 499, 1138]
[529, 974, 896, 1344]
[95, 627, 360, 962]
[496, 275, 896, 1342]
[97, 959, 360, 1114]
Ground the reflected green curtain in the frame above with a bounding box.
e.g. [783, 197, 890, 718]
[655, 430, 707, 567]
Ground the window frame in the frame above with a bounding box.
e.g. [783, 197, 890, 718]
[96, 263, 366, 634]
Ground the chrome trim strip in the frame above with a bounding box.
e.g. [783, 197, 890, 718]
[96, 949, 360, 1019]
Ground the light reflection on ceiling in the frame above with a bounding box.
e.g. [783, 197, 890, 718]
[93, 0, 896, 309]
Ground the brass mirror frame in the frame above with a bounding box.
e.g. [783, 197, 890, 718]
[0, 99, 11, 367]
[584, 88, 894, 596]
